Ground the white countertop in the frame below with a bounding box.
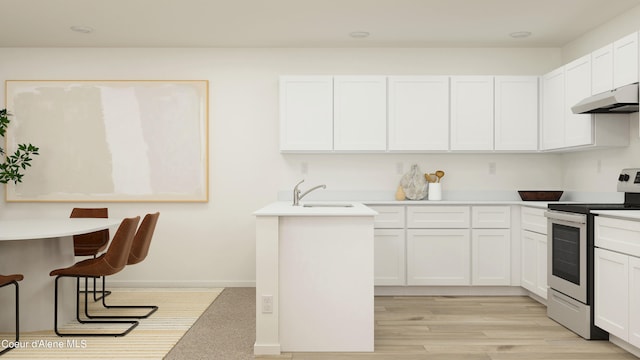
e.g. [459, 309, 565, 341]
[364, 200, 554, 209]
[254, 201, 378, 217]
[593, 210, 640, 221]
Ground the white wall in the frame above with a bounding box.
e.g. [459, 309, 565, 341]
[560, 5, 640, 192]
[0, 47, 564, 286]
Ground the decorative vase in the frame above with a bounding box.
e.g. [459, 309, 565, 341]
[400, 164, 428, 200]
[395, 185, 406, 201]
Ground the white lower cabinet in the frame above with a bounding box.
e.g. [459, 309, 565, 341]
[630, 256, 640, 347]
[520, 230, 548, 299]
[520, 206, 548, 300]
[374, 229, 406, 285]
[370, 205, 406, 286]
[595, 216, 640, 348]
[371, 204, 513, 289]
[472, 229, 510, 285]
[595, 248, 629, 341]
[407, 229, 470, 285]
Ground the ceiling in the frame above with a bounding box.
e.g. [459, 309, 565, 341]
[1, 0, 640, 48]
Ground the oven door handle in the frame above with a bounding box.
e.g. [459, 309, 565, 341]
[544, 211, 587, 225]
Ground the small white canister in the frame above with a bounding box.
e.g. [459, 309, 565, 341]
[428, 183, 442, 201]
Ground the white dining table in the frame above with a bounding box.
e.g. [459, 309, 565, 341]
[0, 218, 122, 332]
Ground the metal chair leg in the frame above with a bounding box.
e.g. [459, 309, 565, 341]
[0, 280, 19, 355]
[92, 276, 111, 301]
[83, 277, 158, 319]
[54, 276, 138, 337]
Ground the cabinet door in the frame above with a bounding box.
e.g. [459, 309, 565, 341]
[450, 76, 494, 150]
[407, 229, 470, 285]
[594, 248, 629, 341]
[494, 76, 539, 151]
[591, 44, 614, 95]
[630, 256, 640, 348]
[613, 32, 639, 89]
[388, 76, 449, 151]
[472, 229, 510, 285]
[521, 230, 548, 299]
[564, 55, 593, 147]
[334, 76, 387, 151]
[521, 230, 538, 293]
[374, 229, 406, 286]
[279, 76, 333, 151]
[541, 67, 565, 150]
[535, 232, 548, 299]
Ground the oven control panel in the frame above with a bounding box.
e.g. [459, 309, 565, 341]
[617, 168, 640, 192]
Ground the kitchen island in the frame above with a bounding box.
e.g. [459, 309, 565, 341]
[253, 201, 377, 355]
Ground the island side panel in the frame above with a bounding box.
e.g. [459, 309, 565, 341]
[279, 216, 374, 352]
[254, 216, 281, 355]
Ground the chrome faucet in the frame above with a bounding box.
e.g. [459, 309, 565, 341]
[292, 179, 326, 206]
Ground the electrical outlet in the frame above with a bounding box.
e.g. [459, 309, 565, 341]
[300, 162, 308, 175]
[489, 162, 497, 175]
[262, 295, 273, 314]
[597, 159, 602, 173]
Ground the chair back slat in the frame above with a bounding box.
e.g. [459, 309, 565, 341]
[70, 208, 110, 256]
[103, 216, 140, 272]
[128, 212, 160, 265]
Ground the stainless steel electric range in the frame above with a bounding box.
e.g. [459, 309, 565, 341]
[544, 168, 640, 340]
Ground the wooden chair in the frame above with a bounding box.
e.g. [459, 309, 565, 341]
[50, 216, 140, 337]
[91, 212, 161, 319]
[70, 208, 111, 301]
[0, 274, 23, 355]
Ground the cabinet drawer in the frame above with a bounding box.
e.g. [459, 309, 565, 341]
[368, 205, 405, 229]
[521, 206, 548, 234]
[407, 206, 470, 228]
[472, 206, 511, 228]
[595, 216, 640, 257]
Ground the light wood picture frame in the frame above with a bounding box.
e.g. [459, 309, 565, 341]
[4, 80, 209, 202]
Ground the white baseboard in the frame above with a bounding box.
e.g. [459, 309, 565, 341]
[106, 280, 256, 288]
[253, 343, 281, 355]
[610, 335, 640, 358]
[374, 286, 528, 296]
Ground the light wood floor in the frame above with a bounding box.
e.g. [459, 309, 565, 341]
[261, 296, 638, 360]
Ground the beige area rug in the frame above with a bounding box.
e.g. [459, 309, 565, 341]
[0, 288, 222, 359]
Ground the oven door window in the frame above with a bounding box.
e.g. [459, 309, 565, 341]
[552, 223, 581, 285]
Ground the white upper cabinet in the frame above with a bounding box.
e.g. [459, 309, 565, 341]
[541, 67, 565, 150]
[564, 54, 593, 147]
[388, 76, 449, 151]
[591, 44, 614, 95]
[279, 76, 333, 151]
[333, 76, 387, 151]
[450, 76, 494, 151]
[590, 32, 638, 95]
[613, 32, 639, 89]
[494, 76, 539, 151]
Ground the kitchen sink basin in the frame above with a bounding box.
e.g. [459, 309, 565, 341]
[303, 203, 354, 208]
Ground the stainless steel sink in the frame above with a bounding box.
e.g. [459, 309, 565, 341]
[303, 203, 354, 208]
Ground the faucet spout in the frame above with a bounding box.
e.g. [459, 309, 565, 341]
[292, 180, 326, 206]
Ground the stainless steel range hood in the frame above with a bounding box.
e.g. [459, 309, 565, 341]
[571, 83, 639, 114]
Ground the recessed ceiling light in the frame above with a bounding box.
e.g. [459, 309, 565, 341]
[349, 31, 370, 39]
[509, 31, 532, 39]
[70, 26, 94, 34]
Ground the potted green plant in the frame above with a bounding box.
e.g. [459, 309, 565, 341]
[0, 109, 39, 184]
